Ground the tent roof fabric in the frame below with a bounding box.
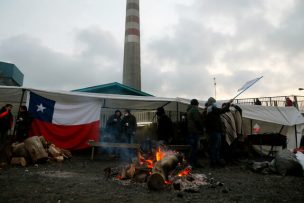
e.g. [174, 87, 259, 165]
[1, 86, 304, 126]
[0, 86, 192, 112]
[72, 82, 153, 96]
[238, 104, 304, 126]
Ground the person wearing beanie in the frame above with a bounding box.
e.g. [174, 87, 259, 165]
[186, 99, 204, 168]
[205, 97, 233, 167]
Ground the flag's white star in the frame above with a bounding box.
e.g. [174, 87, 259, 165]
[36, 103, 46, 113]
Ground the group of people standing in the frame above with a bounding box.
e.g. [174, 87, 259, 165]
[105, 109, 137, 145]
[185, 97, 233, 168]
[0, 104, 32, 151]
[105, 97, 233, 168]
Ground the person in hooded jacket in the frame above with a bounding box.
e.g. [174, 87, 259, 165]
[186, 99, 204, 168]
[205, 97, 233, 167]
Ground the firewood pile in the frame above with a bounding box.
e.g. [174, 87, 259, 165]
[104, 143, 208, 192]
[10, 136, 72, 167]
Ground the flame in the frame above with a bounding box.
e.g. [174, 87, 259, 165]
[140, 157, 154, 169]
[146, 159, 154, 169]
[156, 147, 166, 161]
[164, 180, 172, 185]
[178, 167, 192, 177]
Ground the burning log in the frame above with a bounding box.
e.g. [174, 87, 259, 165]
[134, 173, 149, 183]
[147, 153, 182, 190]
[117, 163, 137, 179]
[24, 136, 48, 163]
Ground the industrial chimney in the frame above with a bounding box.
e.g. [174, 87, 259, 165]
[122, 0, 141, 90]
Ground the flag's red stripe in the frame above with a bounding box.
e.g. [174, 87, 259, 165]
[29, 119, 100, 150]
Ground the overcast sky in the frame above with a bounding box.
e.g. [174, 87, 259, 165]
[0, 0, 303, 100]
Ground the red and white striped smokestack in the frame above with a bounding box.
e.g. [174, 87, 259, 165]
[123, 0, 141, 90]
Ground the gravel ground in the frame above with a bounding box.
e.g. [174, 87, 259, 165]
[0, 152, 304, 203]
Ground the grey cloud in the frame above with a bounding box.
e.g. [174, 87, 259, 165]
[142, 0, 304, 99]
[1, 0, 303, 100]
[75, 27, 122, 60]
[0, 28, 123, 90]
[267, 1, 304, 54]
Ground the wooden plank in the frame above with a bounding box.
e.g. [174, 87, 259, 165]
[88, 141, 140, 149]
[91, 146, 95, 160]
[167, 145, 191, 150]
[88, 141, 190, 150]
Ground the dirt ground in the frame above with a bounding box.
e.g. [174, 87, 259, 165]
[0, 150, 304, 203]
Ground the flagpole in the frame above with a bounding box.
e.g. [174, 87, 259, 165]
[231, 76, 263, 101]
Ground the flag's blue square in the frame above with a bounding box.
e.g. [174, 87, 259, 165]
[28, 92, 55, 123]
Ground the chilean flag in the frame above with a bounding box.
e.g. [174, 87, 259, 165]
[28, 92, 101, 150]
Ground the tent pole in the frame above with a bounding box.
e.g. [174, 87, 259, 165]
[250, 120, 253, 134]
[151, 101, 172, 122]
[176, 102, 179, 123]
[295, 125, 298, 148]
[13, 88, 26, 137]
[279, 125, 284, 134]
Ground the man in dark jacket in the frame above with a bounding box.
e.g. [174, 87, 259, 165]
[205, 97, 232, 167]
[16, 105, 32, 142]
[0, 104, 13, 150]
[120, 109, 137, 144]
[156, 107, 173, 144]
[187, 99, 204, 168]
[106, 110, 122, 142]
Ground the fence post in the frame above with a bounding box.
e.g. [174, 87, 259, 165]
[293, 96, 299, 110]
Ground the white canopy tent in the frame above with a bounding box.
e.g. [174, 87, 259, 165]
[0, 86, 197, 130]
[238, 104, 304, 149]
[1, 86, 303, 149]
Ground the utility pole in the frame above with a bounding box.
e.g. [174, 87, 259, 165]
[213, 77, 216, 99]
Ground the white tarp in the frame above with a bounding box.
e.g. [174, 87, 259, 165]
[0, 86, 194, 113]
[238, 104, 304, 149]
[238, 104, 304, 126]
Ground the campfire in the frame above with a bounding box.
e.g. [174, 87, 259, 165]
[104, 141, 208, 191]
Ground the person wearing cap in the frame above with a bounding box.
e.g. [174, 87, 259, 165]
[186, 99, 204, 168]
[205, 97, 232, 167]
[156, 107, 173, 144]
